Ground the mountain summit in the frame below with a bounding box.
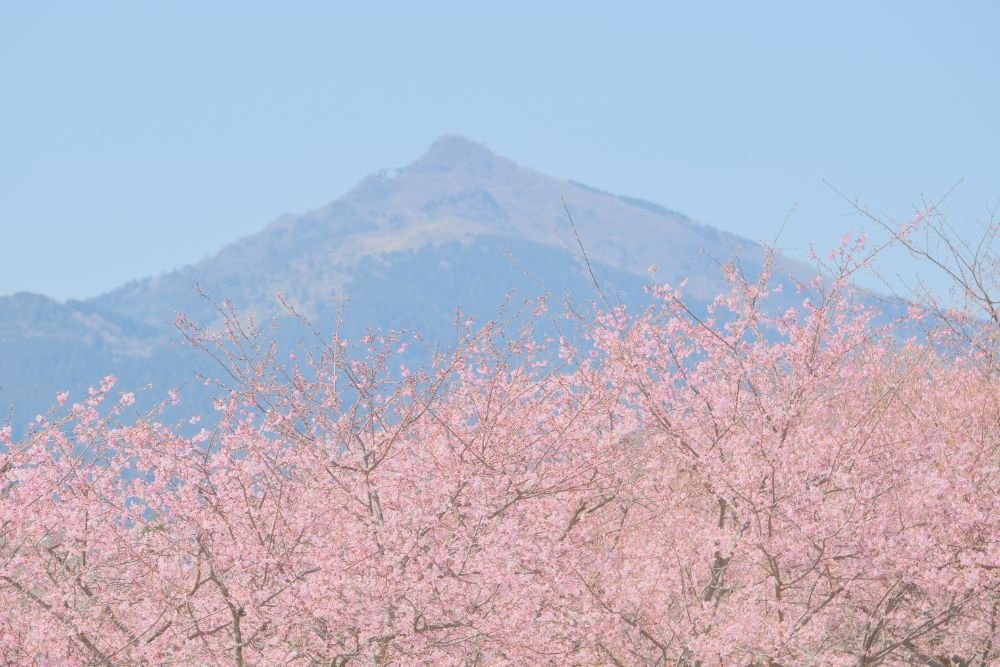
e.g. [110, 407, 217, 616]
[408, 135, 514, 176]
[1, 136, 812, 422]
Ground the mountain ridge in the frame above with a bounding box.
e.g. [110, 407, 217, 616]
[87, 135, 806, 325]
[2, 135, 815, 425]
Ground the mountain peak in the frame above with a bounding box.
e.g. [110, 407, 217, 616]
[406, 135, 509, 177]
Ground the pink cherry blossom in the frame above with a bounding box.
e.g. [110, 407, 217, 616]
[1, 229, 999, 665]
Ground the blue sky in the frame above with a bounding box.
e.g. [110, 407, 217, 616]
[2, 1, 997, 300]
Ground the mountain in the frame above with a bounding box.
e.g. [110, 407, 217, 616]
[91, 136, 792, 326]
[1, 136, 815, 427]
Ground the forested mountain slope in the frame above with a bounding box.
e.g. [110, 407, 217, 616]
[2, 136, 819, 426]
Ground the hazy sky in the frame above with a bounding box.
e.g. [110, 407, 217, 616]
[2, 2, 998, 301]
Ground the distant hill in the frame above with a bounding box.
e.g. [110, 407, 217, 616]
[1, 136, 817, 427]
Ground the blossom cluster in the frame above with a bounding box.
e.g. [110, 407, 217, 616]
[1, 234, 998, 665]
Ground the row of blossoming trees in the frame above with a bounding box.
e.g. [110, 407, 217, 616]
[1, 211, 998, 665]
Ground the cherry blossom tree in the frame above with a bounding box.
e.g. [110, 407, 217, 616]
[1, 230, 998, 665]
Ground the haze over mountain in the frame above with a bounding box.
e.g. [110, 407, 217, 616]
[1, 136, 817, 426]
